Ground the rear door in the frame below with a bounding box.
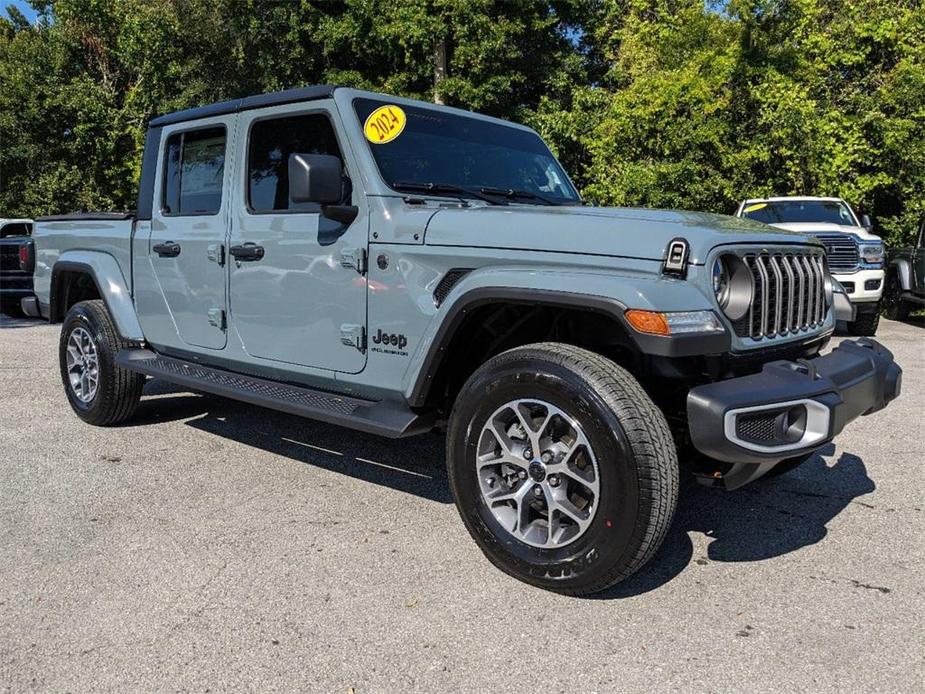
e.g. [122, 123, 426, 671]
[146, 117, 233, 350]
[227, 101, 368, 373]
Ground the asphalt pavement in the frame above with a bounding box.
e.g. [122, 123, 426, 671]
[1, 314, 923, 692]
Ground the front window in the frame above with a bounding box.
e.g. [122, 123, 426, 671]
[247, 113, 346, 213]
[741, 200, 858, 226]
[353, 98, 581, 205]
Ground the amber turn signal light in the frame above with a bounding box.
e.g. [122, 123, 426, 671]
[625, 309, 671, 336]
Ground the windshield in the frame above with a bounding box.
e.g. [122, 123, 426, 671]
[353, 98, 581, 205]
[741, 200, 858, 226]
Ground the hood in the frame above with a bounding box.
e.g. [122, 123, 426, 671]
[423, 205, 816, 264]
[768, 222, 880, 242]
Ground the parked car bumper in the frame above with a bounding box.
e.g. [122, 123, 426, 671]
[0, 284, 34, 302]
[687, 338, 901, 488]
[834, 268, 884, 303]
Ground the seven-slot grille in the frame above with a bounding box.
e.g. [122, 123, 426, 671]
[732, 251, 829, 340]
[809, 233, 859, 271]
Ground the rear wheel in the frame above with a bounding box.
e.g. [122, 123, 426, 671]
[446, 343, 678, 595]
[881, 272, 910, 321]
[847, 302, 880, 336]
[59, 300, 144, 425]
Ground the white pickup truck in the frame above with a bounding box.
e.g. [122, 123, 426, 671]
[735, 197, 885, 335]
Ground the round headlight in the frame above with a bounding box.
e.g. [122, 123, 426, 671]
[712, 258, 730, 304]
[713, 254, 753, 321]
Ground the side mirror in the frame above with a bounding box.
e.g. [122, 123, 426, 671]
[861, 214, 875, 233]
[288, 153, 344, 205]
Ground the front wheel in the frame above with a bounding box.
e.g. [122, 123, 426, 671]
[446, 343, 678, 595]
[59, 300, 144, 425]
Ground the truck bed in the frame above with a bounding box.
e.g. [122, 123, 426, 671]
[32, 212, 136, 312]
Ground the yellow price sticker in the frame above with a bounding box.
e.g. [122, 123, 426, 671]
[743, 203, 767, 213]
[364, 105, 407, 144]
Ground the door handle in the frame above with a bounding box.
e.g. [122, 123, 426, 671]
[230, 243, 265, 261]
[153, 241, 181, 258]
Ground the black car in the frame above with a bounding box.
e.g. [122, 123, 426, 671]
[883, 215, 925, 321]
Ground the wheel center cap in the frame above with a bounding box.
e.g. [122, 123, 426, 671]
[528, 460, 546, 482]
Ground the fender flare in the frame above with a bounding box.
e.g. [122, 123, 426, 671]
[403, 284, 730, 407]
[888, 258, 912, 291]
[51, 251, 144, 341]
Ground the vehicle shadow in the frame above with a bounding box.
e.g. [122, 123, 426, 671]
[0, 314, 45, 329]
[596, 444, 875, 599]
[128, 387, 875, 593]
[177, 394, 453, 504]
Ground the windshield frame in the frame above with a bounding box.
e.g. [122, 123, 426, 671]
[350, 96, 582, 206]
[740, 199, 861, 227]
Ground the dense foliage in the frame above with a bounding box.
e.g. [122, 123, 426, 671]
[1, 0, 922, 245]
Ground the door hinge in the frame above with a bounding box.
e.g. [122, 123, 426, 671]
[340, 323, 366, 352]
[340, 247, 367, 274]
[208, 308, 226, 330]
[207, 243, 225, 266]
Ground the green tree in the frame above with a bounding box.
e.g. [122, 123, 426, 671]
[534, 0, 925, 245]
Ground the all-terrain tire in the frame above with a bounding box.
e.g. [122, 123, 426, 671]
[446, 342, 679, 595]
[847, 304, 881, 336]
[59, 299, 144, 426]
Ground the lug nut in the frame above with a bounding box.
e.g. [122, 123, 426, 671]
[541, 451, 553, 463]
[518, 470, 527, 480]
[523, 448, 533, 460]
[548, 474, 560, 487]
[533, 485, 543, 498]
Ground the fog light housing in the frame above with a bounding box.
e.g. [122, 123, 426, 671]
[865, 279, 881, 291]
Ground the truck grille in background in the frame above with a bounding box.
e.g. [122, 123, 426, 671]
[732, 251, 828, 340]
[809, 233, 859, 271]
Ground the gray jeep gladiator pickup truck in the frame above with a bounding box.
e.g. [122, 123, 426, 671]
[28, 86, 902, 594]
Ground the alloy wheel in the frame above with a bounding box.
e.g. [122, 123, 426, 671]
[476, 398, 601, 548]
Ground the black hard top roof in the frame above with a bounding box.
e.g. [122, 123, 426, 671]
[149, 85, 339, 128]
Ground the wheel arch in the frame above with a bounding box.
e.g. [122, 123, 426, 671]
[888, 258, 912, 291]
[405, 287, 640, 408]
[403, 276, 729, 410]
[50, 252, 144, 341]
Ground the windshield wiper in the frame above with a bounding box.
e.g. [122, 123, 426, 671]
[478, 186, 560, 206]
[391, 181, 506, 205]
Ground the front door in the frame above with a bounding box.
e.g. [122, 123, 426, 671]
[228, 102, 368, 373]
[147, 118, 232, 350]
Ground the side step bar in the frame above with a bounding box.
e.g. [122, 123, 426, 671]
[116, 349, 434, 438]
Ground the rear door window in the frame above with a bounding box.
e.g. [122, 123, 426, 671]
[162, 127, 226, 216]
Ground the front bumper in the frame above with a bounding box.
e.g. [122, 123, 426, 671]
[687, 338, 901, 488]
[834, 268, 884, 303]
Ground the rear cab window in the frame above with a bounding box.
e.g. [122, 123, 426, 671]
[0, 223, 31, 238]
